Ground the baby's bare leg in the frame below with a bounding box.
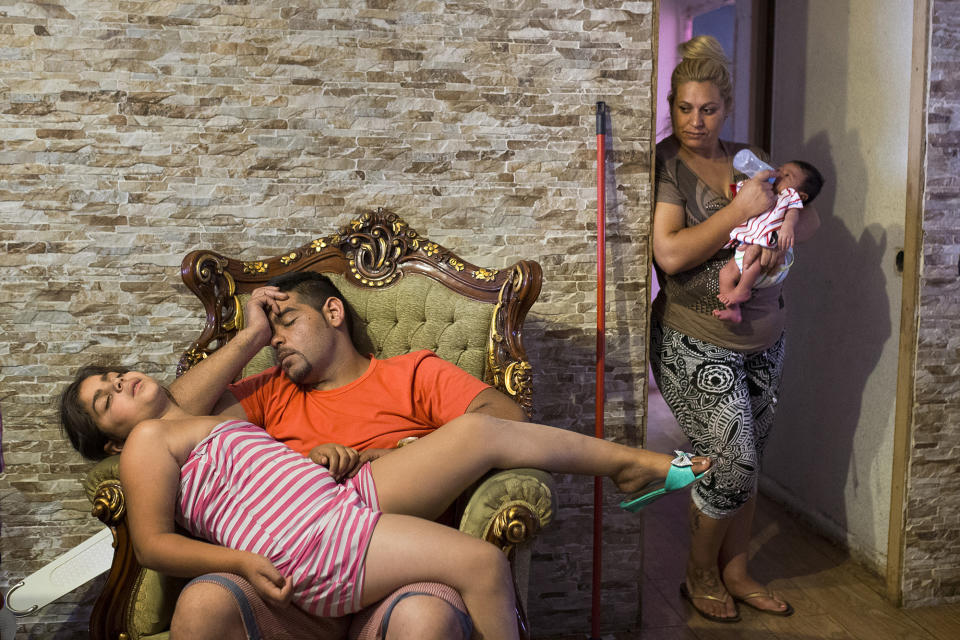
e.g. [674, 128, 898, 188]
[719, 246, 762, 306]
[717, 256, 742, 305]
[714, 252, 745, 322]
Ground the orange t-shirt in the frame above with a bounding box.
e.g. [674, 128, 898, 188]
[228, 350, 490, 456]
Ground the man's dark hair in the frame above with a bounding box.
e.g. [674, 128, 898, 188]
[266, 271, 355, 336]
[59, 364, 130, 461]
[791, 160, 825, 204]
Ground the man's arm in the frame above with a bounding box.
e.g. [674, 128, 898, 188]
[464, 387, 527, 422]
[169, 287, 287, 417]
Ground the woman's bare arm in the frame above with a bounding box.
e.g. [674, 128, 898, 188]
[653, 173, 778, 275]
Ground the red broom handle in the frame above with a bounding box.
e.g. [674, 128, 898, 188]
[591, 100, 607, 640]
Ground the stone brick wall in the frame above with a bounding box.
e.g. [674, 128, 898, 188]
[901, 0, 960, 607]
[0, 2, 655, 636]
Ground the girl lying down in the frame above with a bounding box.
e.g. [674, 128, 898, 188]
[60, 366, 709, 640]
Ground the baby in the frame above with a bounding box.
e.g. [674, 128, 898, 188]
[714, 160, 824, 323]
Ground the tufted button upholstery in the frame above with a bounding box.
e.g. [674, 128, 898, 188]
[241, 273, 492, 380]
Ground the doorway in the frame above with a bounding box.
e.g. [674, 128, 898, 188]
[651, 0, 774, 301]
[656, 0, 774, 147]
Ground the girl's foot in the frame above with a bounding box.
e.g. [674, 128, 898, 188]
[612, 450, 710, 496]
[620, 451, 709, 512]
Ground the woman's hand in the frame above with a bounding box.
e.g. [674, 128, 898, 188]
[240, 553, 293, 607]
[309, 443, 361, 481]
[753, 245, 787, 276]
[731, 171, 777, 223]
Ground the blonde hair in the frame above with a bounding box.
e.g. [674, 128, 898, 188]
[669, 35, 733, 110]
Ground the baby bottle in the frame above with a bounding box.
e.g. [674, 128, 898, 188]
[733, 149, 776, 182]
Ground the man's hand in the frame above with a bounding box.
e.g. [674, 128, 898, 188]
[167, 288, 288, 416]
[239, 553, 292, 608]
[243, 286, 289, 347]
[309, 443, 361, 481]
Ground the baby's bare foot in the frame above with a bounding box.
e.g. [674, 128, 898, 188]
[719, 288, 752, 305]
[713, 305, 742, 323]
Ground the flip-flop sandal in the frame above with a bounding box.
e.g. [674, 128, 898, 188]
[733, 590, 795, 617]
[619, 451, 706, 512]
[679, 582, 741, 623]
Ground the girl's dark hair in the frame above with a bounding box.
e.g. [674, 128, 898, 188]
[59, 364, 130, 461]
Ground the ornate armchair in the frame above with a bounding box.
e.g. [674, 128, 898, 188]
[82, 209, 556, 640]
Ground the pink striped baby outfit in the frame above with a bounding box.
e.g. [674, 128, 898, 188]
[726, 185, 804, 249]
[176, 419, 381, 617]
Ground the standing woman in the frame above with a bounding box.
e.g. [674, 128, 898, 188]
[651, 36, 819, 622]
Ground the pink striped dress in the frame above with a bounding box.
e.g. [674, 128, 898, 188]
[175, 419, 381, 617]
[726, 185, 804, 249]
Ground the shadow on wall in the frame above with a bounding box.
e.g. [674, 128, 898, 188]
[766, 126, 891, 560]
[762, 0, 893, 565]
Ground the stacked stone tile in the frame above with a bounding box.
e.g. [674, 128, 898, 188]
[901, 0, 960, 608]
[0, 2, 656, 636]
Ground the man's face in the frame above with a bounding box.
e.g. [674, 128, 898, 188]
[269, 291, 336, 386]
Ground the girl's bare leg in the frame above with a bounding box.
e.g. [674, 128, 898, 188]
[370, 413, 710, 519]
[361, 514, 518, 640]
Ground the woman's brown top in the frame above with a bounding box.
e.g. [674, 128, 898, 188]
[653, 135, 785, 353]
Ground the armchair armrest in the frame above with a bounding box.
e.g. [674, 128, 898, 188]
[83, 456, 186, 640]
[458, 468, 556, 614]
[459, 468, 556, 550]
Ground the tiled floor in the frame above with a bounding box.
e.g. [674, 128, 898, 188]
[538, 385, 960, 640]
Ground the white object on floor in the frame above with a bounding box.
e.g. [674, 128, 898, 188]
[4, 527, 113, 617]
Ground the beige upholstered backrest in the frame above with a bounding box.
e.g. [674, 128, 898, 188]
[238, 272, 493, 380]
